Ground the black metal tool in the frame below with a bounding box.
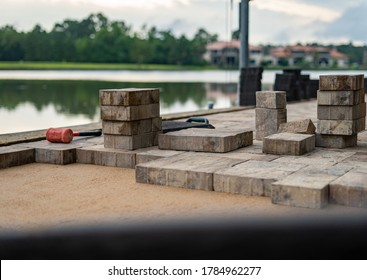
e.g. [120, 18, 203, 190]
[162, 117, 215, 133]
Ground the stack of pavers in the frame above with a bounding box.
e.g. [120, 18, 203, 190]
[76, 88, 161, 168]
[100, 88, 162, 150]
[255, 91, 287, 140]
[258, 90, 316, 156]
[316, 75, 366, 148]
[273, 69, 318, 100]
[238, 67, 263, 106]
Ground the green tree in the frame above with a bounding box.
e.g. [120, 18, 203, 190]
[0, 13, 220, 65]
[24, 25, 50, 61]
[0, 25, 25, 61]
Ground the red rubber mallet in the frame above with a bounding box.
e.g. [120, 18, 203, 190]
[46, 128, 102, 143]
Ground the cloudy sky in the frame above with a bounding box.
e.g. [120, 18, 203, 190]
[1, 0, 366, 45]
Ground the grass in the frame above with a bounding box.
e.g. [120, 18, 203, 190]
[0, 61, 218, 71]
[1, 61, 365, 71]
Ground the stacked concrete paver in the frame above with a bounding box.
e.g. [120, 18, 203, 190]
[100, 88, 162, 150]
[316, 75, 366, 148]
[76, 88, 162, 168]
[263, 132, 315, 156]
[277, 119, 316, 134]
[255, 91, 287, 140]
[263, 119, 316, 156]
[158, 128, 253, 153]
[258, 92, 315, 156]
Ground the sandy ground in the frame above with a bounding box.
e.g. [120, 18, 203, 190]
[1, 162, 366, 232]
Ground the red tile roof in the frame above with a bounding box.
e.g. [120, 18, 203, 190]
[206, 40, 262, 51]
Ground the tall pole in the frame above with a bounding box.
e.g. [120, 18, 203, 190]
[239, 0, 249, 69]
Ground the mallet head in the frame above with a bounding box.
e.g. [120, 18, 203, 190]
[46, 128, 74, 143]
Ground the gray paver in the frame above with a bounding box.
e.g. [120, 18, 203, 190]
[317, 89, 365, 106]
[358, 131, 367, 142]
[102, 119, 153, 135]
[317, 118, 366, 135]
[272, 149, 356, 167]
[214, 160, 305, 197]
[317, 102, 366, 120]
[100, 104, 160, 121]
[256, 91, 286, 109]
[19, 138, 101, 165]
[158, 128, 253, 153]
[99, 88, 159, 106]
[330, 171, 367, 208]
[263, 133, 315, 156]
[0, 145, 35, 169]
[76, 144, 136, 168]
[136, 148, 185, 164]
[199, 149, 279, 162]
[315, 133, 357, 148]
[152, 117, 162, 132]
[104, 132, 155, 150]
[342, 152, 367, 163]
[277, 119, 316, 134]
[271, 166, 351, 209]
[255, 108, 287, 140]
[319, 75, 364, 91]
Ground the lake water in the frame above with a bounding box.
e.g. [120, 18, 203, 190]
[1, 69, 366, 135]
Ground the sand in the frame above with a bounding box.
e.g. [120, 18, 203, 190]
[1, 162, 365, 232]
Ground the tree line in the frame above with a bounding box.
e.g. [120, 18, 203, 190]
[0, 13, 218, 65]
[1, 13, 365, 67]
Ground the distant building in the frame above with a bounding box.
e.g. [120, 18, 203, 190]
[204, 40, 349, 68]
[204, 40, 264, 67]
[269, 45, 349, 67]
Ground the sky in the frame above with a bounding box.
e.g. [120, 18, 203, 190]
[1, 0, 366, 45]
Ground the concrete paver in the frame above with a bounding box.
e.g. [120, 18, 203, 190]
[319, 74, 364, 91]
[271, 166, 351, 209]
[329, 169, 367, 208]
[316, 133, 358, 148]
[214, 160, 306, 197]
[278, 119, 316, 134]
[317, 89, 365, 106]
[136, 153, 244, 191]
[18, 137, 103, 165]
[158, 128, 253, 153]
[0, 145, 35, 169]
[135, 147, 185, 165]
[263, 132, 315, 156]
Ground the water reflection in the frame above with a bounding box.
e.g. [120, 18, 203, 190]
[0, 80, 239, 134]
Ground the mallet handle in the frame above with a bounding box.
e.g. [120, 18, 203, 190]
[73, 130, 102, 137]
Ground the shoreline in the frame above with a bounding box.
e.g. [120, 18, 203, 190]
[1, 61, 367, 71]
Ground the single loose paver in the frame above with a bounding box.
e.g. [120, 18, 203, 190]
[158, 128, 253, 153]
[277, 119, 316, 134]
[263, 133, 315, 156]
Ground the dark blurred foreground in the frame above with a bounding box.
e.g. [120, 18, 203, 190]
[1, 214, 366, 260]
